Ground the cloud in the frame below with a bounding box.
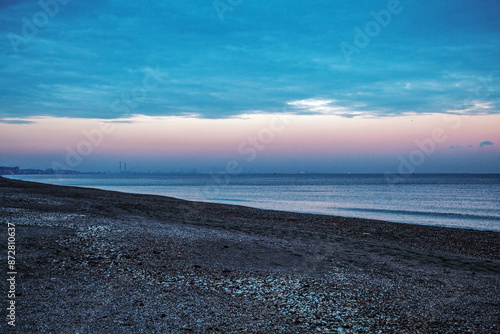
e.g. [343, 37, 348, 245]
[102, 120, 137, 124]
[479, 141, 494, 147]
[0, 119, 34, 124]
[287, 99, 368, 118]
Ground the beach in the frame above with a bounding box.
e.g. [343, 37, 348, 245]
[1, 176, 499, 333]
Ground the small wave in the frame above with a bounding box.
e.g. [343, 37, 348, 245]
[338, 207, 500, 221]
[210, 198, 249, 202]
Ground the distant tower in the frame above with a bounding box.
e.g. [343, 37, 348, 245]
[119, 161, 122, 173]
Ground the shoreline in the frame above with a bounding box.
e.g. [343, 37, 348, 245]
[4, 173, 500, 233]
[1, 176, 499, 332]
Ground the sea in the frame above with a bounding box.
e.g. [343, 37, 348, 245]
[5, 174, 500, 232]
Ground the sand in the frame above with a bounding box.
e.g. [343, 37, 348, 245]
[0, 176, 499, 333]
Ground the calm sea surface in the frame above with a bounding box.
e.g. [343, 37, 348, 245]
[6, 174, 500, 232]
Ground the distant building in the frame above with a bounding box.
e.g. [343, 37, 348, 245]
[0, 166, 19, 175]
[0, 166, 79, 175]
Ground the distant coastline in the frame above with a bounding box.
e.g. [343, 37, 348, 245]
[0, 165, 80, 175]
[2, 165, 500, 176]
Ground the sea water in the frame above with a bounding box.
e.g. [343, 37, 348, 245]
[6, 174, 500, 232]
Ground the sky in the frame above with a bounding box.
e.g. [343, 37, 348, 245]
[0, 0, 499, 173]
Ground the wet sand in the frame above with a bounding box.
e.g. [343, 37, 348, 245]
[0, 176, 499, 333]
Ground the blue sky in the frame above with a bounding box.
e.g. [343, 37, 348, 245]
[0, 0, 499, 173]
[1, 0, 499, 119]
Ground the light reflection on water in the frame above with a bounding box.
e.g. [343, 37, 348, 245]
[7, 174, 500, 232]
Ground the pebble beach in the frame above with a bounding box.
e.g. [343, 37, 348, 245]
[1, 176, 499, 333]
